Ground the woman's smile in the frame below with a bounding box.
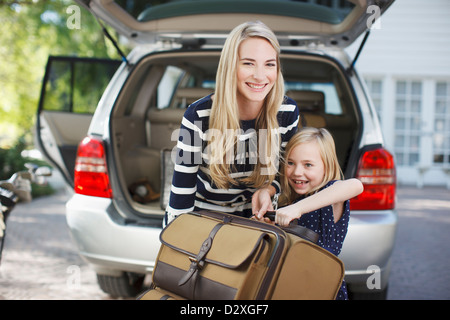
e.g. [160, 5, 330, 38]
[236, 37, 277, 119]
[246, 82, 267, 90]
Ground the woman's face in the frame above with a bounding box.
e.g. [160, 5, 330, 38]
[285, 141, 325, 195]
[236, 37, 278, 116]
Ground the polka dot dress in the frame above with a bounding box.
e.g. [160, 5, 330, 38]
[294, 180, 351, 300]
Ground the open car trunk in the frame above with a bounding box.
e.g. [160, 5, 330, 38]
[109, 50, 360, 217]
[76, 0, 394, 48]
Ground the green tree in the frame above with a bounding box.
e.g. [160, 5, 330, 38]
[0, 0, 123, 147]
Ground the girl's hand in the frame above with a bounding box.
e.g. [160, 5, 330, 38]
[275, 206, 301, 227]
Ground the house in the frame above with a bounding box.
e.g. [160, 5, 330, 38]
[347, 0, 450, 188]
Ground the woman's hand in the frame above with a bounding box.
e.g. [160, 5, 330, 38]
[251, 187, 274, 223]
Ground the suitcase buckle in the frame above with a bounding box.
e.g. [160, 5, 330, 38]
[178, 223, 224, 287]
[188, 256, 204, 270]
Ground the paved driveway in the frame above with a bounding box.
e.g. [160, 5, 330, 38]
[0, 190, 111, 300]
[387, 186, 450, 300]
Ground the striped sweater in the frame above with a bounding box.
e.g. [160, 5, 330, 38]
[165, 94, 299, 223]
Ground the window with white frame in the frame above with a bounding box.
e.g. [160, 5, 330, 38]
[433, 82, 450, 166]
[394, 80, 422, 166]
[365, 79, 383, 123]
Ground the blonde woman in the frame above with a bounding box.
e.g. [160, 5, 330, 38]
[263, 127, 363, 300]
[165, 21, 299, 224]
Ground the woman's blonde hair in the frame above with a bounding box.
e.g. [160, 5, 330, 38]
[279, 127, 343, 206]
[208, 20, 285, 189]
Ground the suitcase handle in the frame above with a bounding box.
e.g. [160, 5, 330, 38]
[265, 211, 319, 244]
[264, 211, 277, 222]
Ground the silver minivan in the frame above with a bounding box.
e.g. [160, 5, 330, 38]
[36, 0, 397, 299]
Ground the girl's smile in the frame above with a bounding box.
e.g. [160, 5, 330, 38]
[285, 141, 325, 195]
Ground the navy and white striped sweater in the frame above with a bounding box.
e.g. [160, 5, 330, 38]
[165, 94, 299, 222]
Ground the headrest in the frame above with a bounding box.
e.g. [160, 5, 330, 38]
[286, 90, 325, 113]
[171, 87, 214, 108]
[175, 87, 214, 99]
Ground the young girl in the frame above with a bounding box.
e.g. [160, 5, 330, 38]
[274, 127, 363, 300]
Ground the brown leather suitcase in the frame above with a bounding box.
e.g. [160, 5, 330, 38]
[139, 210, 344, 300]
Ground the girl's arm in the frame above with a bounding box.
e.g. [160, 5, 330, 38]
[275, 178, 364, 227]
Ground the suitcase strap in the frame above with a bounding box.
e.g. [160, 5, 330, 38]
[178, 222, 224, 287]
[284, 224, 319, 243]
[265, 211, 319, 243]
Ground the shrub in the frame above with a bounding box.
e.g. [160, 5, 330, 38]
[0, 136, 54, 198]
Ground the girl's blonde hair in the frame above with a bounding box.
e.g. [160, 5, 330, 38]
[279, 127, 343, 206]
[208, 20, 285, 189]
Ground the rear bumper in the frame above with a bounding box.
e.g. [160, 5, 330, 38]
[66, 194, 398, 293]
[66, 194, 162, 276]
[340, 209, 398, 293]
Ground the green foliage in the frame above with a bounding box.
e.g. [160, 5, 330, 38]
[0, 0, 124, 147]
[29, 181, 55, 198]
[0, 136, 28, 180]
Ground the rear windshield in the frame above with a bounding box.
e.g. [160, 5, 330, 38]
[114, 0, 355, 24]
[118, 52, 358, 173]
[151, 56, 350, 117]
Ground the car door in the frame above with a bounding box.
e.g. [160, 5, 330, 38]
[36, 56, 121, 187]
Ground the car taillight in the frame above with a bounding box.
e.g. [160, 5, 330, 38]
[350, 147, 396, 210]
[74, 136, 112, 198]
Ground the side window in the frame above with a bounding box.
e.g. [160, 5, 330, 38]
[40, 57, 121, 114]
[156, 66, 184, 109]
[155, 65, 215, 109]
[285, 81, 343, 115]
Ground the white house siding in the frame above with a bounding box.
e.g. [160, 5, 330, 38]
[346, 0, 450, 188]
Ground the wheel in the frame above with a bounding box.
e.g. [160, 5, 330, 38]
[97, 272, 145, 298]
[0, 220, 6, 265]
[0, 235, 4, 265]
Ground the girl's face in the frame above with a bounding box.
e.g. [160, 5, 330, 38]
[285, 141, 325, 195]
[236, 37, 277, 116]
